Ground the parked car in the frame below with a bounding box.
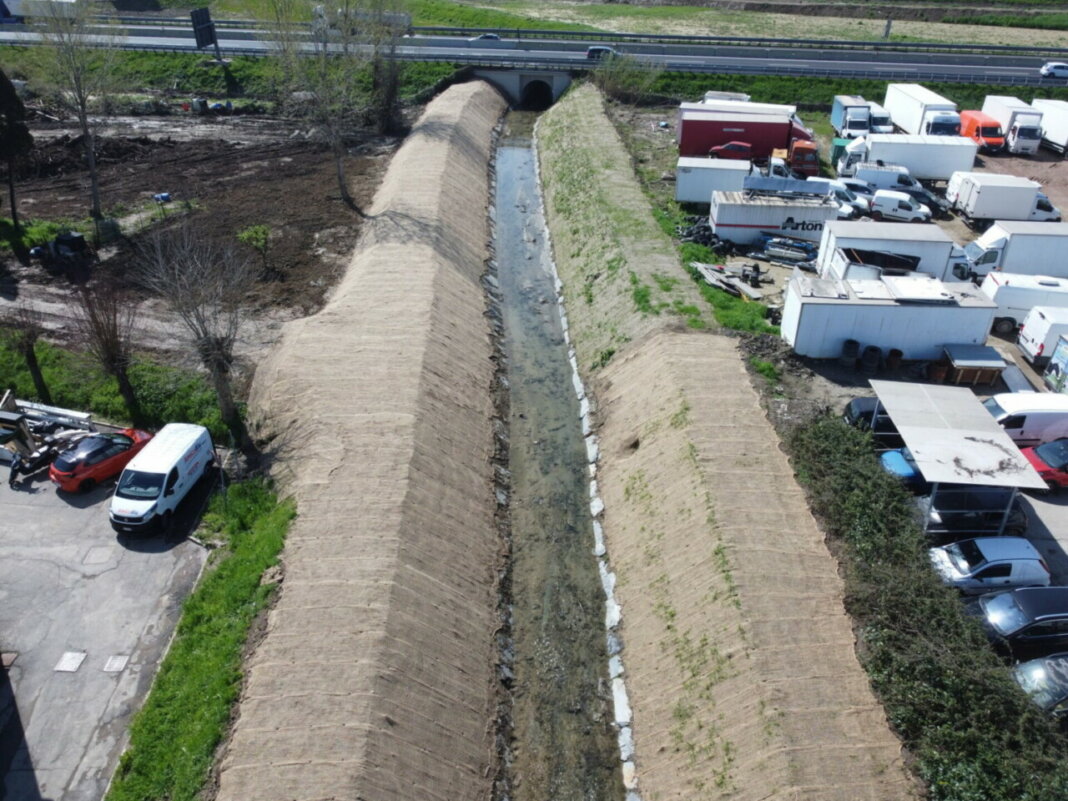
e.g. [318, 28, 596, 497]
[1040, 62, 1068, 79]
[1022, 440, 1068, 493]
[48, 428, 153, 493]
[969, 587, 1068, 660]
[708, 140, 752, 160]
[585, 45, 619, 60]
[839, 177, 875, 201]
[869, 189, 931, 223]
[842, 397, 903, 449]
[1013, 652, 1068, 721]
[880, 447, 929, 493]
[895, 185, 951, 219]
[923, 486, 1029, 541]
[929, 537, 1049, 595]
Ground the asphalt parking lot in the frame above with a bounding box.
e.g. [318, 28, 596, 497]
[1021, 491, 1068, 586]
[0, 467, 210, 801]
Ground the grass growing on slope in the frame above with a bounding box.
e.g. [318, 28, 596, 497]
[106, 480, 295, 801]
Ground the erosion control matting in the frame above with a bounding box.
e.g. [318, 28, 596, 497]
[216, 81, 507, 801]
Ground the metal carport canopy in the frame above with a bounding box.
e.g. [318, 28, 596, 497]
[869, 380, 1046, 490]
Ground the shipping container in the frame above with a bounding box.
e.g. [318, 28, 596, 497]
[817, 221, 968, 282]
[674, 157, 751, 203]
[884, 84, 960, 136]
[710, 191, 840, 245]
[982, 96, 1042, 155]
[980, 272, 1068, 333]
[1033, 98, 1068, 155]
[836, 134, 977, 180]
[782, 270, 995, 359]
[1017, 306, 1068, 368]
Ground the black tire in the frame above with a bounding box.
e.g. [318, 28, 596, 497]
[871, 210, 883, 220]
[78, 477, 95, 493]
[993, 318, 1016, 336]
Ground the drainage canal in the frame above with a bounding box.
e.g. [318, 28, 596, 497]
[493, 113, 624, 800]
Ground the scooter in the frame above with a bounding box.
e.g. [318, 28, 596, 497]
[8, 429, 89, 488]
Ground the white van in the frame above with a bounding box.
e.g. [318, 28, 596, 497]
[983, 393, 1068, 447]
[109, 423, 215, 534]
[869, 189, 931, 223]
[853, 163, 922, 192]
[1018, 306, 1068, 368]
[980, 273, 1068, 334]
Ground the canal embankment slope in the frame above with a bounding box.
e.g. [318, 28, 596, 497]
[214, 82, 507, 801]
[536, 83, 917, 801]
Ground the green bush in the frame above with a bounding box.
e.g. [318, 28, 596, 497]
[945, 12, 1068, 29]
[788, 417, 1068, 801]
[107, 479, 295, 801]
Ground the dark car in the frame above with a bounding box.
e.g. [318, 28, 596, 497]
[843, 396, 904, 450]
[470, 32, 500, 41]
[1013, 652, 1068, 722]
[920, 484, 1029, 543]
[896, 185, 951, 219]
[968, 587, 1068, 660]
[585, 45, 619, 60]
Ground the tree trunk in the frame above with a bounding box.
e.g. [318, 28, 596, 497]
[21, 342, 51, 405]
[210, 366, 258, 463]
[80, 124, 102, 223]
[7, 156, 20, 237]
[332, 136, 360, 214]
[113, 367, 142, 425]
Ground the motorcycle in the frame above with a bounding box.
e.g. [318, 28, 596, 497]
[8, 429, 90, 488]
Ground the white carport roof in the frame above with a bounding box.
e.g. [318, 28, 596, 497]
[869, 380, 1046, 489]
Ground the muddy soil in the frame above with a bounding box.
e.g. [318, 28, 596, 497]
[496, 128, 623, 800]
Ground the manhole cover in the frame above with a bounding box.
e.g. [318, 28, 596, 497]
[54, 652, 87, 672]
[102, 655, 129, 673]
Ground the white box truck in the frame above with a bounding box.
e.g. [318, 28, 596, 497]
[884, 84, 961, 136]
[1017, 305, 1068, 368]
[982, 96, 1043, 155]
[964, 221, 1068, 278]
[1033, 98, 1068, 155]
[817, 220, 969, 282]
[836, 134, 977, 180]
[866, 101, 894, 134]
[980, 272, 1068, 334]
[782, 270, 995, 359]
[710, 190, 840, 246]
[832, 95, 871, 138]
[674, 157, 751, 203]
[946, 172, 1061, 229]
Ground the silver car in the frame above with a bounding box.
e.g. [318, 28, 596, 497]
[929, 537, 1050, 595]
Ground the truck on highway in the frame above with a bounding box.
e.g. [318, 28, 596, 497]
[677, 110, 817, 173]
[883, 84, 961, 136]
[835, 134, 977, 180]
[831, 95, 871, 139]
[1032, 98, 1068, 155]
[866, 101, 894, 134]
[816, 220, 969, 282]
[959, 110, 1005, 152]
[982, 96, 1043, 155]
[964, 221, 1068, 278]
[945, 172, 1061, 230]
[709, 190, 840, 246]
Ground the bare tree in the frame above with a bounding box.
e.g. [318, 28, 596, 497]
[137, 224, 258, 459]
[366, 0, 404, 135]
[0, 68, 33, 242]
[68, 279, 142, 423]
[2, 303, 51, 404]
[30, 2, 119, 231]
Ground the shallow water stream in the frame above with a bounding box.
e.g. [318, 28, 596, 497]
[495, 117, 624, 801]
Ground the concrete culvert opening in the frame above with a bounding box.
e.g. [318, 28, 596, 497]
[518, 80, 553, 111]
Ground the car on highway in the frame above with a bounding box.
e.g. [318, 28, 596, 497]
[1040, 62, 1068, 79]
[969, 587, 1068, 660]
[49, 428, 153, 493]
[1022, 440, 1068, 493]
[1013, 652, 1068, 721]
[929, 537, 1049, 595]
[708, 140, 752, 160]
[585, 45, 619, 60]
[470, 32, 500, 41]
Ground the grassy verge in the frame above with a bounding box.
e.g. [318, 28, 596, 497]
[0, 338, 226, 436]
[788, 416, 1068, 801]
[946, 12, 1068, 30]
[106, 479, 295, 801]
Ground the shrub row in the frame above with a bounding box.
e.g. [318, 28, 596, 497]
[788, 415, 1068, 801]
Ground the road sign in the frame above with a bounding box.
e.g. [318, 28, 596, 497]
[190, 7, 217, 49]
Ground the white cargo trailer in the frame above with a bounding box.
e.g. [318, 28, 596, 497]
[947, 172, 1061, 228]
[836, 134, 977, 180]
[980, 272, 1068, 333]
[782, 271, 996, 359]
[709, 191, 840, 246]
[982, 96, 1043, 155]
[817, 221, 968, 282]
[674, 157, 752, 203]
[965, 221, 1068, 277]
[1032, 98, 1068, 155]
[884, 84, 960, 136]
[1017, 306, 1068, 368]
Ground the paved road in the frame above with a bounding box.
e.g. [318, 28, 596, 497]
[0, 469, 208, 801]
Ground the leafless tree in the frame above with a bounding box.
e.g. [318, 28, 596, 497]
[136, 224, 258, 460]
[31, 2, 119, 231]
[2, 303, 51, 404]
[67, 279, 142, 423]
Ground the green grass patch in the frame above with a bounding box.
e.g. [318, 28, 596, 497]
[945, 12, 1068, 30]
[106, 479, 295, 801]
[406, 0, 598, 30]
[788, 417, 1068, 801]
[0, 338, 226, 437]
[748, 357, 780, 386]
[630, 270, 656, 315]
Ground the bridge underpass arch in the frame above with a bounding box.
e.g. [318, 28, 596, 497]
[471, 69, 572, 108]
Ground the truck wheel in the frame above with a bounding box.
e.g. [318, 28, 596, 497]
[993, 318, 1016, 336]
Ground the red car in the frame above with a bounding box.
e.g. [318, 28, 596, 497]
[708, 140, 752, 160]
[49, 428, 153, 493]
[1022, 440, 1068, 493]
